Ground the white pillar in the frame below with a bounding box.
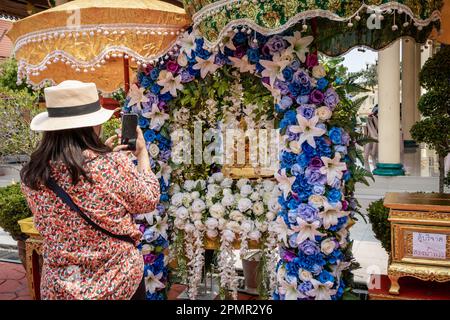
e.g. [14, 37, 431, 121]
[373, 40, 404, 176]
[401, 39, 416, 144]
[414, 43, 422, 124]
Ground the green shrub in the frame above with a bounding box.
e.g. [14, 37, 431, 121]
[367, 198, 391, 253]
[0, 183, 32, 241]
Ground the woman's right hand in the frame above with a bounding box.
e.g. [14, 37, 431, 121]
[133, 127, 147, 158]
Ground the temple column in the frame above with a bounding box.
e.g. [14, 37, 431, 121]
[373, 40, 405, 176]
[401, 39, 417, 147]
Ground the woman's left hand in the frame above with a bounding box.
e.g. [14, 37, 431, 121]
[104, 134, 118, 149]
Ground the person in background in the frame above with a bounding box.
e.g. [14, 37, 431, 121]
[20, 80, 160, 300]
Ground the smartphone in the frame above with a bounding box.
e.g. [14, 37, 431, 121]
[121, 113, 138, 151]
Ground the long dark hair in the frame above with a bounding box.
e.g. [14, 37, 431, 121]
[21, 126, 111, 190]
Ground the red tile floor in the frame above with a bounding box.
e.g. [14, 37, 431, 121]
[0, 261, 256, 300]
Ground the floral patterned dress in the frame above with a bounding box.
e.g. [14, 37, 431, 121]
[21, 150, 160, 300]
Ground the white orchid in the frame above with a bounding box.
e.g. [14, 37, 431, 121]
[145, 269, 165, 294]
[318, 201, 347, 229]
[156, 161, 172, 185]
[193, 54, 220, 78]
[142, 103, 169, 130]
[157, 70, 183, 97]
[307, 278, 337, 300]
[127, 83, 149, 110]
[229, 55, 256, 74]
[273, 215, 293, 247]
[285, 31, 314, 62]
[319, 153, 347, 186]
[260, 55, 291, 86]
[289, 115, 326, 148]
[274, 168, 296, 199]
[290, 217, 326, 244]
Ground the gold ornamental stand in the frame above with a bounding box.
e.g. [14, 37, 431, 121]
[384, 193, 450, 295]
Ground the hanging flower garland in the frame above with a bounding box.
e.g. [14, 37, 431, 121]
[125, 24, 365, 300]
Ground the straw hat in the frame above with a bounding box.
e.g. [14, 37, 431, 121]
[30, 80, 115, 131]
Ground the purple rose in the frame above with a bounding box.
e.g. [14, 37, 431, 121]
[280, 96, 293, 109]
[139, 224, 146, 233]
[309, 156, 324, 168]
[306, 53, 319, 68]
[297, 203, 319, 222]
[180, 69, 195, 83]
[144, 253, 157, 264]
[287, 129, 299, 141]
[305, 167, 327, 185]
[274, 80, 290, 95]
[341, 200, 349, 211]
[290, 59, 301, 71]
[298, 240, 320, 255]
[281, 248, 296, 262]
[341, 131, 350, 145]
[324, 88, 340, 109]
[309, 89, 324, 105]
[166, 60, 179, 73]
[297, 104, 316, 119]
[291, 163, 304, 176]
[298, 281, 314, 294]
[334, 145, 347, 154]
[265, 35, 286, 54]
[312, 184, 325, 195]
[234, 45, 246, 58]
[293, 71, 310, 86]
[296, 95, 310, 104]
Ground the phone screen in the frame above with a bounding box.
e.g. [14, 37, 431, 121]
[121, 113, 138, 151]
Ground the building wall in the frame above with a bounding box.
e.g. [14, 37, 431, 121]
[0, 19, 13, 60]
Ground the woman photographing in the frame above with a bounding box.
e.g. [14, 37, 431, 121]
[20, 80, 160, 300]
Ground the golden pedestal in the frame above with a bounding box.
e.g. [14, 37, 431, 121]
[18, 217, 43, 300]
[384, 193, 450, 295]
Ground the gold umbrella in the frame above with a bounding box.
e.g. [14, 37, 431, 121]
[7, 0, 191, 93]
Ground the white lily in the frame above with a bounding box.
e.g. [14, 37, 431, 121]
[260, 54, 291, 86]
[142, 103, 169, 130]
[273, 215, 294, 247]
[192, 54, 220, 78]
[318, 201, 347, 229]
[179, 31, 197, 57]
[127, 83, 149, 110]
[289, 115, 326, 148]
[157, 70, 183, 97]
[307, 278, 337, 300]
[279, 276, 299, 300]
[285, 31, 314, 62]
[151, 214, 169, 240]
[229, 55, 256, 74]
[156, 161, 172, 185]
[274, 168, 296, 199]
[330, 261, 351, 279]
[290, 217, 326, 244]
[145, 269, 165, 294]
[319, 153, 347, 186]
[261, 82, 282, 104]
[138, 210, 157, 225]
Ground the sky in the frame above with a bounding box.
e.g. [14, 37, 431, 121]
[342, 48, 378, 73]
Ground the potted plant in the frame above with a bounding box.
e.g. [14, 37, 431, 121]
[367, 198, 391, 254]
[0, 183, 32, 267]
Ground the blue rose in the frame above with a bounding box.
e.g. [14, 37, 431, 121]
[299, 84, 311, 96]
[298, 281, 314, 294]
[139, 117, 149, 128]
[298, 240, 320, 255]
[297, 203, 318, 222]
[296, 95, 310, 104]
[150, 83, 161, 94]
[233, 32, 247, 45]
[290, 59, 301, 71]
[328, 127, 342, 145]
[144, 129, 156, 143]
[334, 145, 348, 155]
[247, 48, 260, 63]
[288, 82, 301, 97]
[143, 228, 158, 243]
[290, 163, 304, 176]
[150, 68, 160, 81]
[160, 92, 173, 102]
[140, 76, 153, 88]
[296, 153, 311, 167]
[312, 184, 325, 195]
[280, 109, 297, 129]
[281, 151, 297, 170]
[318, 271, 335, 284]
[282, 67, 294, 82]
[317, 78, 329, 91]
[302, 142, 317, 156]
[335, 77, 343, 85]
[297, 104, 316, 119]
[327, 188, 342, 203]
[343, 170, 351, 182]
[194, 37, 204, 49]
[280, 96, 293, 109]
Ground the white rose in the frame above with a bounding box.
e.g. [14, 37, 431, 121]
[250, 191, 260, 202]
[316, 106, 332, 121]
[289, 140, 301, 154]
[169, 183, 181, 196]
[184, 223, 195, 233]
[299, 269, 313, 282]
[236, 178, 250, 189]
[266, 211, 276, 221]
[206, 229, 218, 239]
[226, 221, 241, 234]
[255, 221, 268, 232]
[240, 185, 253, 197]
[211, 172, 224, 183]
[171, 193, 184, 207]
[321, 238, 336, 255]
[191, 198, 206, 213]
[174, 218, 185, 229]
[222, 229, 235, 242]
[175, 206, 189, 220]
[229, 210, 244, 222]
[177, 52, 188, 67]
[241, 220, 254, 233]
[194, 220, 204, 230]
[312, 65, 326, 79]
[220, 178, 233, 188]
[248, 230, 261, 241]
[263, 180, 275, 192]
[308, 195, 326, 208]
[238, 198, 252, 213]
[190, 212, 202, 221]
[218, 217, 227, 230]
[221, 194, 235, 208]
[182, 194, 192, 207]
[149, 143, 160, 158]
[209, 203, 225, 219]
[195, 179, 206, 190]
[207, 183, 221, 196]
[205, 217, 219, 230]
[268, 197, 281, 213]
[190, 191, 200, 200]
[253, 201, 265, 216]
[222, 188, 232, 196]
[141, 244, 152, 255]
[183, 180, 196, 191]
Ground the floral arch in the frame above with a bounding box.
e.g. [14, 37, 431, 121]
[124, 25, 361, 300]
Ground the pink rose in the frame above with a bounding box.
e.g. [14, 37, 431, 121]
[306, 53, 319, 68]
[166, 60, 179, 74]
